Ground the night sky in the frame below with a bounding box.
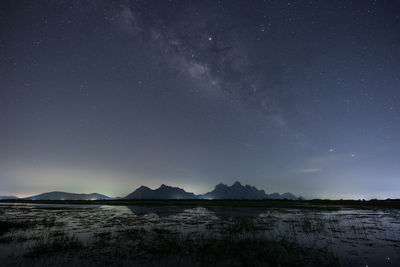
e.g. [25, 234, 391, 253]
[1, 0, 399, 199]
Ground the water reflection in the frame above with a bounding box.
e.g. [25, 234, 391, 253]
[122, 205, 263, 219]
[211, 207, 262, 219]
[0, 203, 400, 266]
[125, 205, 189, 217]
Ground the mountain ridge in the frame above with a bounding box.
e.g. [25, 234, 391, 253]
[24, 191, 111, 200]
[18, 182, 300, 200]
[125, 181, 299, 200]
[125, 184, 197, 199]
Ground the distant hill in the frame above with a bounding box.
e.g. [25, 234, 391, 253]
[199, 181, 268, 199]
[125, 184, 197, 199]
[266, 192, 298, 200]
[125, 181, 300, 200]
[18, 182, 299, 201]
[0, 195, 19, 200]
[25, 191, 111, 200]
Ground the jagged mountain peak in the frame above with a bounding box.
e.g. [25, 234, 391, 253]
[16, 182, 299, 201]
[215, 182, 226, 188]
[125, 182, 298, 200]
[232, 181, 242, 187]
[125, 184, 196, 199]
[200, 181, 268, 200]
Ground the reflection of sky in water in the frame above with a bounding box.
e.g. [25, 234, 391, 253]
[0, 203, 399, 265]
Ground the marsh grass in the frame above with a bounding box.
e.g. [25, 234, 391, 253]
[0, 220, 32, 236]
[1, 202, 399, 266]
[76, 225, 339, 266]
[25, 232, 83, 258]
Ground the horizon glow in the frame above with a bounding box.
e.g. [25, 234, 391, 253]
[1, 1, 399, 200]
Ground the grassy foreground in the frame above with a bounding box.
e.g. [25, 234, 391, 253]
[0, 215, 339, 266]
[1, 199, 399, 266]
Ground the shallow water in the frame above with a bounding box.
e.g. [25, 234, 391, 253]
[0, 203, 399, 266]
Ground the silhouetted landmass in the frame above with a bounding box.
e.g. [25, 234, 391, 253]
[15, 182, 301, 200]
[124, 184, 197, 199]
[267, 192, 298, 200]
[200, 181, 299, 200]
[125, 181, 299, 200]
[24, 191, 111, 200]
[199, 181, 268, 199]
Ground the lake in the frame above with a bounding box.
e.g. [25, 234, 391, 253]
[1, 202, 399, 266]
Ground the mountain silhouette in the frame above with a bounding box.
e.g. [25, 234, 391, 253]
[124, 181, 299, 200]
[199, 181, 268, 199]
[267, 192, 298, 200]
[124, 184, 197, 199]
[16, 182, 299, 200]
[25, 191, 111, 200]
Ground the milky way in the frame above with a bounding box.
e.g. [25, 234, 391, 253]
[0, 0, 399, 199]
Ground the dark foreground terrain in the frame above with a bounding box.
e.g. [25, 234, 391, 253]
[1, 199, 399, 266]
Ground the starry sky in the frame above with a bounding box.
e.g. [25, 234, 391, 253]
[1, 0, 399, 199]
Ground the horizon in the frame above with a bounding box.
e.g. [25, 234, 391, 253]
[3, 181, 298, 199]
[3, 178, 400, 200]
[1, 1, 399, 201]
[2, 180, 398, 201]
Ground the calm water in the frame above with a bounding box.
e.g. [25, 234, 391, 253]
[1, 203, 399, 266]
